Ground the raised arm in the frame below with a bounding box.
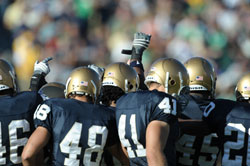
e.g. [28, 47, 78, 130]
[29, 57, 52, 91]
[123, 32, 151, 90]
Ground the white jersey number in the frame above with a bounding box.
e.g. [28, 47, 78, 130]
[176, 133, 219, 166]
[0, 120, 30, 165]
[223, 123, 250, 165]
[118, 114, 146, 158]
[158, 97, 177, 115]
[59, 122, 108, 166]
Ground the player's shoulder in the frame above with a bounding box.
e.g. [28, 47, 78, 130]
[94, 104, 115, 112]
[15, 91, 42, 100]
[118, 90, 174, 103]
[213, 98, 236, 105]
[92, 104, 116, 119]
[203, 99, 236, 118]
[213, 99, 239, 111]
[44, 97, 69, 105]
[46, 99, 115, 120]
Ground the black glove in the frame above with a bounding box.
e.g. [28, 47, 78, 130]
[122, 32, 151, 61]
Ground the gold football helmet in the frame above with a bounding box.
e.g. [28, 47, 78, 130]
[65, 67, 101, 101]
[184, 57, 217, 99]
[235, 72, 250, 101]
[0, 59, 17, 93]
[39, 82, 65, 99]
[102, 62, 139, 93]
[145, 58, 189, 96]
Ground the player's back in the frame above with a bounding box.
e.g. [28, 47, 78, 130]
[176, 94, 219, 166]
[116, 90, 179, 166]
[34, 98, 118, 166]
[203, 99, 250, 166]
[0, 91, 43, 166]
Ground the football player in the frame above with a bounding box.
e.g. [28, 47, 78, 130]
[22, 67, 129, 166]
[115, 58, 189, 166]
[201, 97, 250, 166]
[98, 32, 150, 166]
[99, 62, 138, 166]
[179, 72, 250, 166]
[235, 72, 250, 103]
[176, 57, 220, 166]
[0, 58, 50, 166]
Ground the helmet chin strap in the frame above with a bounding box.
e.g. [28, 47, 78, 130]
[165, 72, 169, 93]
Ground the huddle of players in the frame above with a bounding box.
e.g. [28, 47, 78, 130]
[0, 32, 250, 166]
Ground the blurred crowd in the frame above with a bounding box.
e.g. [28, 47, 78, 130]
[0, 0, 250, 99]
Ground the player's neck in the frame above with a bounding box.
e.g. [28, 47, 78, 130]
[73, 95, 92, 103]
[110, 101, 116, 107]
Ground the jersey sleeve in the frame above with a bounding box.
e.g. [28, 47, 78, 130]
[33, 101, 53, 134]
[150, 94, 179, 125]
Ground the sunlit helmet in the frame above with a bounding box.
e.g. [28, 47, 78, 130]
[235, 72, 250, 101]
[184, 57, 217, 99]
[102, 62, 139, 93]
[65, 67, 101, 101]
[145, 58, 189, 96]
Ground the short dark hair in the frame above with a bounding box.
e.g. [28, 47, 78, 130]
[68, 93, 94, 103]
[98, 86, 125, 106]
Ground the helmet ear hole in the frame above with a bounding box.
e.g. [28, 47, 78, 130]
[170, 80, 176, 86]
[129, 84, 133, 90]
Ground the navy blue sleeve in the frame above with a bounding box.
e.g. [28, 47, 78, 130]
[33, 100, 53, 134]
[149, 93, 179, 125]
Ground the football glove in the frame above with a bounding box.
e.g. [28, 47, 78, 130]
[122, 32, 151, 61]
[34, 57, 53, 76]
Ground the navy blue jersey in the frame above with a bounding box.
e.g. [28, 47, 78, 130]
[0, 91, 43, 166]
[116, 90, 179, 166]
[203, 99, 250, 166]
[176, 95, 219, 166]
[34, 98, 119, 166]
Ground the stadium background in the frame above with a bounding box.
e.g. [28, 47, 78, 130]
[0, 0, 249, 100]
